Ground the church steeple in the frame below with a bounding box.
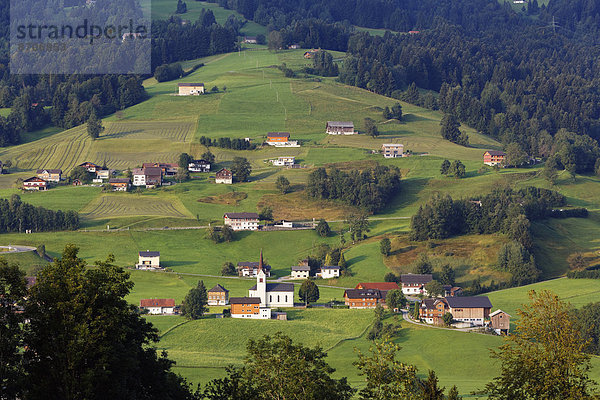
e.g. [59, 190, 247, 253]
[259, 249, 264, 270]
[256, 250, 267, 306]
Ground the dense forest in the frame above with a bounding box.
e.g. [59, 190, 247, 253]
[0, 195, 79, 232]
[306, 165, 401, 213]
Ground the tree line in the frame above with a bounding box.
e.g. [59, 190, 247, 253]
[199, 136, 257, 150]
[306, 165, 401, 213]
[0, 195, 79, 233]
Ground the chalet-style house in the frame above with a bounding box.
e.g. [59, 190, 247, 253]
[317, 266, 340, 279]
[267, 132, 290, 144]
[419, 298, 449, 325]
[400, 274, 433, 296]
[139, 299, 175, 315]
[132, 167, 162, 188]
[188, 160, 210, 172]
[208, 284, 229, 306]
[95, 168, 110, 180]
[23, 177, 47, 191]
[243, 36, 257, 44]
[344, 288, 387, 309]
[271, 156, 295, 167]
[223, 212, 259, 231]
[304, 51, 317, 58]
[178, 83, 204, 95]
[237, 261, 271, 277]
[248, 254, 294, 308]
[79, 161, 100, 172]
[443, 285, 463, 297]
[36, 169, 62, 182]
[215, 168, 233, 184]
[290, 265, 310, 279]
[445, 296, 492, 326]
[109, 178, 130, 191]
[136, 251, 161, 270]
[490, 309, 510, 335]
[142, 162, 178, 176]
[230, 297, 271, 319]
[483, 150, 506, 166]
[326, 121, 356, 135]
[382, 143, 404, 158]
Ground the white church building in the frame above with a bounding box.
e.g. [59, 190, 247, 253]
[248, 252, 294, 308]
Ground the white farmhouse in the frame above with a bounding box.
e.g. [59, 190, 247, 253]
[137, 251, 161, 269]
[290, 265, 310, 279]
[140, 298, 175, 315]
[318, 266, 340, 279]
[223, 212, 259, 231]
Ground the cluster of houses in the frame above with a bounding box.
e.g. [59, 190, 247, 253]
[22, 158, 213, 192]
[290, 259, 340, 279]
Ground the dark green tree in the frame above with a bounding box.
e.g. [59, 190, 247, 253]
[440, 159, 451, 175]
[0, 259, 26, 399]
[447, 385, 462, 400]
[202, 151, 215, 164]
[86, 111, 103, 140]
[442, 312, 453, 326]
[316, 219, 331, 237]
[23, 245, 193, 400]
[181, 280, 209, 320]
[346, 213, 370, 243]
[69, 166, 92, 184]
[440, 114, 468, 146]
[424, 280, 444, 297]
[384, 272, 399, 283]
[385, 289, 406, 311]
[231, 157, 251, 182]
[178, 153, 193, 169]
[414, 253, 433, 275]
[364, 117, 379, 138]
[380, 238, 391, 256]
[449, 160, 466, 178]
[420, 370, 445, 400]
[258, 206, 273, 222]
[299, 279, 320, 305]
[221, 262, 236, 276]
[221, 225, 234, 242]
[439, 264, 455, 286]
[391, 103, 403, 120]
[276, 175, 290, 194]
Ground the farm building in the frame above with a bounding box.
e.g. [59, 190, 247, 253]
[267, 132, 290, 145]
[317, 266, 340, 279]
[36, 169, 62, 182]
[445, 296, 492, 327]
[132, 167, 162, 188]
[23, 177, 47, 191]
[142, 162, 178, 176]
[288, 44, 300, 49]
[304, 51, 317, 58]
[443, 285, 463, 297]
[178, 83, 204, 95]
[79, 161, 100, 172]
[208, 284, 229, 306]
[382, 143, 404, 158]
[483, 150, 506, 166]
[419, 298, 449, 325]
[230, 297, 271, 319]
[215, 168, 233, 184]
[271, 156, 295, 166]
[290, 265, 310, 279]
[490, 309, 511, 334]
[136, 251, 161, 270]
[344, 288, 387, 309]
[139, 298, 175, 315]
[188, 159, 210, 172]
[109, 178, 130, 191]
[326, 121, 356, 135]
[243, 36, 257, 44]
[237, 261, 271, 277]
[400, 274, 433, 296]
[95, 168, 110, 180]
[224, 212, 259, 231]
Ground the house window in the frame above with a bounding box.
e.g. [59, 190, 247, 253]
[277, 295, 280, 302]
[285, 295, 288, 302]
[269, 295, 272, 302]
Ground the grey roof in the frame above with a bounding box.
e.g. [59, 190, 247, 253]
[229, 297, 261, 304]
[36, 169, 62, 174]
[109, 178, 130, 183]
[344, 288, 385, 299]
[208, 284, 229, 293]
[485, 150, 506, 156]
[401, 274, 433, 285]
[249, 282, 294, 292]
[327, 121, 354, 127]
[291, 265, 311, 271]
[420, 298, 438, 309]
[224, 212, 259, 219]
[237, 262, 271, 270]
[267, 132, 290, 138]
[179, 83, 204, 86]
[445, 296, 492, 309]
[139, 251, 160, 257]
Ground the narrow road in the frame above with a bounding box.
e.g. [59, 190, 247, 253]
[0, 245, 37, 253]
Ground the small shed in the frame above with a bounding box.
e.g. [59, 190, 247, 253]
[490, 309, 511, 334]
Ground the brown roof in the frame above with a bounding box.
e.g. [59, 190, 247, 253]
[140, 299, 175, 307]
[109, 178, 130, 184]
[356, 282, 399, 290]
[229, 297, 261, 304]
[208, 284, 229, 293]
[24, 177, 47, 183]
[142, 162, 178, 169]
[179, 83, 204, 87]
[143, 167, 163, 176]
[36, 169, 62, 174]
[216, 168, 232, 177]
[224, 212, 259, 219]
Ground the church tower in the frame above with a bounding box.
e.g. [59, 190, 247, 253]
[256, 250, 267, 306]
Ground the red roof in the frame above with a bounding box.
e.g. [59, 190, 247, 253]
[140, 299, 175, 308]
[356, 282, 400, 290]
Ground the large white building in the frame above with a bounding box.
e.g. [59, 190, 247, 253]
[136, 251, 161, 270]
[318, 266, 340, 279]
[139, 298, 175, 315]
[224, 212, 259, 231]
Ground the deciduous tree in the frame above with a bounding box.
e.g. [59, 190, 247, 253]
[276, 175, 290, 193]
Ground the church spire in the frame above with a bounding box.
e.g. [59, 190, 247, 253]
[259, 249, 263, 270]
